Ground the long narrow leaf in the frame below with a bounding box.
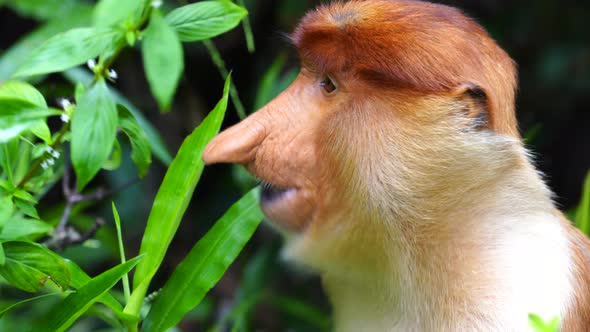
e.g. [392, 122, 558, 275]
[576, 170, 590, 235]
[30, 255, 143, 332]
[126, 75, 231, 315]
[142, 187, 263, 332]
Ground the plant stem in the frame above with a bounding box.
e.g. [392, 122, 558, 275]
[202, 39, 247, 119]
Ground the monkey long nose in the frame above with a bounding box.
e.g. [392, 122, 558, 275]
[202, 115, 268, 165]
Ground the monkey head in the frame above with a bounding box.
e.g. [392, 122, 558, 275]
[203, 0, 520, 274]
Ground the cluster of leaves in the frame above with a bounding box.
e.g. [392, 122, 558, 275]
[0, 0, 266, 330]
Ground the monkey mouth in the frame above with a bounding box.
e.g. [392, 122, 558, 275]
[259, 180, 309, 230]
[260, 182, 296, 204]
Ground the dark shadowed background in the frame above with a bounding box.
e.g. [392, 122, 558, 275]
[0, 0, 588, 330]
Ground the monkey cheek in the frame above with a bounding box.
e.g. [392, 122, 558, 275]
[260, 188, 313, 232]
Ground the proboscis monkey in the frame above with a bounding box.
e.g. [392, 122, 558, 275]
[203, 0, 590, 330]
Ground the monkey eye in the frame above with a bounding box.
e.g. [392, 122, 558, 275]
[320, 76, 337, 94]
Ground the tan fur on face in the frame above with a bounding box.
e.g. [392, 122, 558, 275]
[203, 0, 590, 330]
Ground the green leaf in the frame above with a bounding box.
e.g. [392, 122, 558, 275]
[576, 170, 590, 236]
[142, 10, 184, 111]
[117, 105, 152, 178]
[93, 0, 143, 28]
[102, 139, 122, 171]
[0, 292, 72, 318]
[0, 6, 94, 80]
[0, 195, 15, 228]
[65, 260, 121, 311]
[165, 0, 248, 42]
[0, 142, 19, 185]
[4, 0, 88, 21]
[13, 189, 37, 203]
[71, 79, 118, 191]
[0, 243, 4, 266]
[529, 313, 559, 332]
[63, 67, 173, 166]
[0, 241, 70, 292]
[0, 98, 59, 143]
[14, 198, 40, 219]
[0, 81, 47, 107]
[0, 217, 52, 240]
[126, 75, 231, 315]
[142, 187, 264, 332]
[13, 27, 118, 78]
[111, 202, 131, 302]
[0, 81, 51, 144]
[30, 255, 143, 332]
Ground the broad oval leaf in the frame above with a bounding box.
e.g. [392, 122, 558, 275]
[0, 81, 47, 107]
[143, 187, 263, 332]
[0, 98, 59, 143]
[142, 10, 183, 111]
[117, 105, 152, 178]
[93, 0, 143, 28]
[0, 241, 70, 292]
[71, 79, 118, 191]
[63, 67, 173, 165]
[30, 255, 143, 332]
[13, 27, 118, 78]
[0, 5, 94, 80]
[126, 75, 231, 315]
[0, 217, 52, 240]
[0, 81, 51, 143]
[166, 0, 247, 42]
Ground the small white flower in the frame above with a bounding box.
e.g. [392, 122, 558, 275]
[151, 0, 162, 8]
[51, 150, 60, 159]
[40, 160, 49, 169]
[60, 113, 70, 123]
[58, 98, 71, 110]
[107, 68, 118, 80]
[45, 146, 54, 154]
[87, 59, 96, 70]
[46, 158, 55, 166]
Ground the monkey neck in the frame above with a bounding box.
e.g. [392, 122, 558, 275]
[320, 157, 571, 330]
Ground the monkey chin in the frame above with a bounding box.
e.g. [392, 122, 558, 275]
[259, 182, 313, 232]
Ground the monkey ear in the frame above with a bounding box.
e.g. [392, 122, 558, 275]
[452, 82, 490, 130]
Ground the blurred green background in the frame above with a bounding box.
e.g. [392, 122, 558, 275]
[0, 0, 588, 330]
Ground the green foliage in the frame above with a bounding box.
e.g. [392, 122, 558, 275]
[30, 255, 142, 332]
[0, 241, 70, 293]
[117, 105, 151, 178]
[71, 79, 118, 190]
[142, 10, 184, 111]
[93, 0, 143, 28]
[0, 0, 260, 330]
[143, 187, 263, 331]
[127, 75, 232, 315]
[13, 28, 118, 78]
[529, 313, 560, 332]
[0, 99, 58, 143]
[166, 0, 247, 42]
[575, 170, 590, 235]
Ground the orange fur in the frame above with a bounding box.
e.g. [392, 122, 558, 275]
[204, 0, 590, 330]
